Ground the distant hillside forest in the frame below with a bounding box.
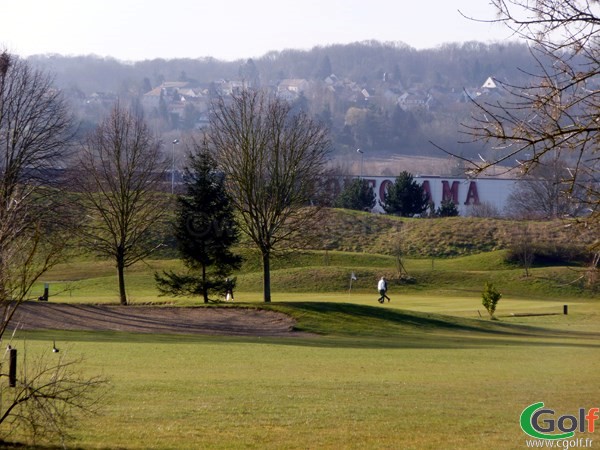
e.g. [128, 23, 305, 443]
[27, 40, 536, 161]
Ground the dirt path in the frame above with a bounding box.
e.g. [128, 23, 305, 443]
[10, 302, 311, 337]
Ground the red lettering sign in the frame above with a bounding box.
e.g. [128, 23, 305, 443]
[442, 181, 459, 204]
[379, 179, 393, 201]
[464, 181, 480, 205]
[421, 180, 432, 203]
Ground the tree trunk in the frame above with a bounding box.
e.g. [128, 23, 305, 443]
[117, 249, 127, 305]
[202, 263, 208, 304]
[262, 251, 271, 303]
[117, 263, 127, 305]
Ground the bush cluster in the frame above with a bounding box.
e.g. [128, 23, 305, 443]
[504, 243, 591, 266]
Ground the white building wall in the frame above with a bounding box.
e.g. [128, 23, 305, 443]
[357, 176, 519, 215]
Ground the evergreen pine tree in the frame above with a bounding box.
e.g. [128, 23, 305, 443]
[380, 171, 429, 217]
[155, 145, 242, 303]
[336, 178, 376, 211]
[436, 199, 459, 217]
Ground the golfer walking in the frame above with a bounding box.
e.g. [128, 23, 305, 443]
[377, 276, 390, 303]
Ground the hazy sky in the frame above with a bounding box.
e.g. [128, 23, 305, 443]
[2, 0, 513, 61]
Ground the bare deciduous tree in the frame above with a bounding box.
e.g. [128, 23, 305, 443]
[78, 103, 170, 305]
[510, 224, 536, 277]
[0, 350, 108, 445]
[0, 51, 106, 446]
[459, 0, 600, 253]
[391, 239, 409, 279]
[207, 89, 330, 302]
[506, 158, 587, 219]
[0, 51, 76, 331]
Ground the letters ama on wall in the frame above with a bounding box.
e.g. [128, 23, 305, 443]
[338, 176, 519, 215]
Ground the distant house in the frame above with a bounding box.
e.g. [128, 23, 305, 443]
[215, 79, 248, 96]
[141, 81, 191, 110]
[481, 76, 497, 89]
[178, 88, 201, 99]
[458, 77, 503, 103]
[398, 91, 432, 111]
[86, 91, 117, 105]
[324, 74, 339, 85]
[141, 87, 163, 110]
[278, 79, 309, 93]
[160, 81, 190, 90]
[277, 79, 309, 101]
[140, 81, 209, 125]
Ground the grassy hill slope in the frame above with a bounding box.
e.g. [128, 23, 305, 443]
[36, 211, 598, 303]
[309, 209, 596, 258]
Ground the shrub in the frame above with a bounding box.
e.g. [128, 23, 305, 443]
[482, 282, 502, 319]
[435, 200, 459, 217]
[505, 242, 591, 266]
[336, 178, 376, 211]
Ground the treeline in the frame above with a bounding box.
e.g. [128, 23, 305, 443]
[29, 41, 533, 93]
[27, 40, 536, 159]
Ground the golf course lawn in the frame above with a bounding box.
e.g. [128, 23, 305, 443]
[6, 293, 600, 449]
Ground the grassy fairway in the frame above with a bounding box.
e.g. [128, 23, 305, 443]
[7, 247, 599, 448]
[8, 300, 600, 450]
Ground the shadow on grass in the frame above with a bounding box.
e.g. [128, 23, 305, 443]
[263, 302, 600, 349]
[13, 302, 600, 351]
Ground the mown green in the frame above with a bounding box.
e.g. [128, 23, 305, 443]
[8, 299, 599, 449]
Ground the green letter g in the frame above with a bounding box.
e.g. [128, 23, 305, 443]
[520, 402, 575, 440]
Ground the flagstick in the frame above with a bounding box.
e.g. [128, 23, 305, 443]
[348, 272, 356, 301]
